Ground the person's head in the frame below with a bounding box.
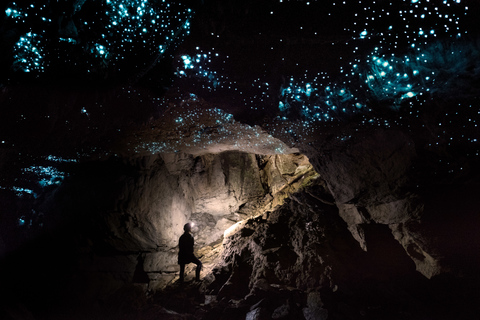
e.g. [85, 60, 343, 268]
[183, 223, 192, 233]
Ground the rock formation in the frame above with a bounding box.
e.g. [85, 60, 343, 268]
[1, 122, 479, 319]
[1, 0, 480, 319]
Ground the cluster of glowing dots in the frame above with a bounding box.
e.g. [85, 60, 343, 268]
[135, 106, 287, 154]
[362, 55, 422, 102]
[174, 48, 274, 110]
[271, 0, 471, 122]
[22, 166, 66, 188]
[192, 0, 477, 164]
[346, 0, 469, 100]
[349, 0, 467, 46]
[5, 0, 193, 75]
[170, 0, 473, 126]
[134, 106, 233, 153]
[0, 154, 76, 198]
[12, 32, 44, 72]
[278, 75, 367, 122]
[175, 47, 233, 92]
[85, 0, 192, 65]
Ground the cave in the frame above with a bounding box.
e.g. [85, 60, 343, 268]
[1, 1, 480, 319]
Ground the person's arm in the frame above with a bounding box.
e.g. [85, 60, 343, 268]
[189, 234, 195, 253]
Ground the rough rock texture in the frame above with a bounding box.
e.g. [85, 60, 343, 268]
[190, 175, 479, 320]
[212, 184, 352, 296]
[1, 122, 480, 319]
[306, 129, 443, 278]
[27, 151, 318, 299]
[1, 1, 480, 318]
[312, 130, 415, 205]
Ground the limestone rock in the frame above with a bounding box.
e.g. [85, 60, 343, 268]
[144, 251, 178, 273]
[55, 150, 318, 295]
[312, 129, 415, 206]
[95, 151, 317, 289]
[366, 196, 423, 224]
[390, 223, 444, 278]
[214, 178, 361, 296]
[302, 292, 328, 320]
[337, 203, 367, 226]
[306, 130, 450, 278]
[246, 307, 268, 320]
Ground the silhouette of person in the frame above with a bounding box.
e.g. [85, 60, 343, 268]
[178, 222, 202, 282]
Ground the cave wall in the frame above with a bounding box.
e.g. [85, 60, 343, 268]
[1, 127, 479, 318]
[301, 128, 480, 279]
[210, 176, 430, 319]
[103, 151, 313, 251]
[35, 151, 316, 297]
[204, 133, 480, 318]
[303, 129, 438, 276]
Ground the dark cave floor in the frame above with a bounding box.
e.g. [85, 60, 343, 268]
[1, 261, 479, 320]
[24, 270, 476, 320]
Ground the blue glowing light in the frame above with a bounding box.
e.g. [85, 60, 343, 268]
[175, 48, 227, 91]
[182, 55, 193, 68]
[12, 32, 44, 73]
[23, 166, 66, 187]
[9, 186, 36, 198]
[59, 37, 78, 44]
[18, 217, 26, 226]
[6, 0, 193, 78]
[5, 6, 23, 18]
[94, 44, 108, 58]
[46, 155, 78, 163]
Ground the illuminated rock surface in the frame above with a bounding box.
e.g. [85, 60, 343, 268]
[45, 151, 316, 295]
[1, 0, 480, 319]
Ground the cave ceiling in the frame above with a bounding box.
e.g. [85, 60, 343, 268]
[1, 0, 480, 196]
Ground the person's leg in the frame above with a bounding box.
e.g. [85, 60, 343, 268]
[179, 264, 185, 282]
[192, 257, 202, 281]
